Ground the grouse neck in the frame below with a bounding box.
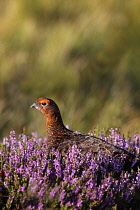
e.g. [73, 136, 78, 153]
[45, 112, 69, 147]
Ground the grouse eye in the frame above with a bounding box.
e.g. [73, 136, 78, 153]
[41, 102, 47, 106]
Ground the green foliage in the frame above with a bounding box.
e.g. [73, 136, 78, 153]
[0, 0, 140, 137]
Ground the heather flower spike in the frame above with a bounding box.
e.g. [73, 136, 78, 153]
[1, 130, 140, 209]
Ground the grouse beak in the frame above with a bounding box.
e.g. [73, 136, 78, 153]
[30, 103, 38, 109]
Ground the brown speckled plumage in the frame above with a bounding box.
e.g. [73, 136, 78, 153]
[30, 97, 136, 160]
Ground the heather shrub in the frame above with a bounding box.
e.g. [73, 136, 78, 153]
[1, 129, 140, 209]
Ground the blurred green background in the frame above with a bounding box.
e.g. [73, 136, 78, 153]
[0, 0, 140, 138]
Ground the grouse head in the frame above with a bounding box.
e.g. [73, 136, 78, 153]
[31, 97, 61, 116]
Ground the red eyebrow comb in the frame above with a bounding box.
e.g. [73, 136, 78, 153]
[39, 98, 50, 104]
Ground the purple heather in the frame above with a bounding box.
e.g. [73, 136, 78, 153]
[1, 129, 140, 209]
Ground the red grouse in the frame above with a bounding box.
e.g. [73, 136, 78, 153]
[30, 97, 138, 162]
